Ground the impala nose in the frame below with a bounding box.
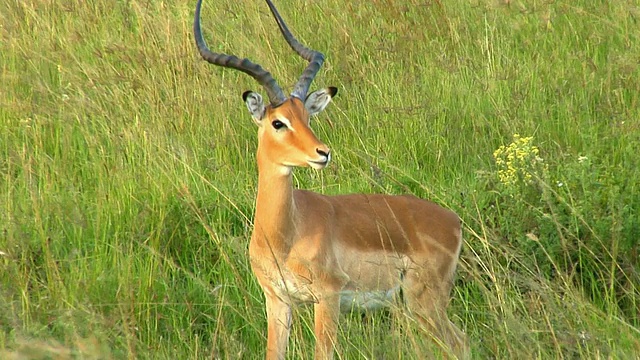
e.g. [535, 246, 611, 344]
[316, 148, 330, 158]
[309, 147, 331, 169]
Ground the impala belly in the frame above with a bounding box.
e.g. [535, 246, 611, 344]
[267, 267, 401, 310]
[336, 245, 409, 311]
[339, 286, 400, 311]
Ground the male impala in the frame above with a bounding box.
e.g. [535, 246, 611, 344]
[194, 0, 467, 358]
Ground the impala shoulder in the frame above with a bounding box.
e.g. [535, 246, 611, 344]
[293, 189, 335, 214]
[293, 189, 330, 203]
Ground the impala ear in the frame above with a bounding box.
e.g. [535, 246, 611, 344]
[304, 87, 338, 116]
[243, 91, 266, 124]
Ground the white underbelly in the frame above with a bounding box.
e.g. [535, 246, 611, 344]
[339, 287, 400, 311]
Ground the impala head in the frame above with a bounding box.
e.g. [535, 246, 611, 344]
[194, 0, 337, 170]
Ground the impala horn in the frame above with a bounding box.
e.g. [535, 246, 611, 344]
[265, 0, 326, 101]
[194, 0, 287, 105]
[194, 0, 327, 104]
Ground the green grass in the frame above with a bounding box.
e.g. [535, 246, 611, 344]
[1, 0, 639, 358]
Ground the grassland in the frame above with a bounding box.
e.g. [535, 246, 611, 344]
[1, 0, 639, 358]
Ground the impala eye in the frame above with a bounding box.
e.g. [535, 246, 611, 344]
[271, 120, 286, 130]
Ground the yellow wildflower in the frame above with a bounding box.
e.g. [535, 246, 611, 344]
[493, 134, 545, 187]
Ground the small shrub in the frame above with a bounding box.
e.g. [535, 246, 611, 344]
[487, 134, 639, 324]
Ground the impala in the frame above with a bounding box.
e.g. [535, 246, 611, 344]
[194, 0, 467, 358]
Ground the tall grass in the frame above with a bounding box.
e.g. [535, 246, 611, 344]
[1, 0, 639, 358]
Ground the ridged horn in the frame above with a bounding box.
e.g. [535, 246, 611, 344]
[265, 0, 325, 101]
[194, 0, 287, 105]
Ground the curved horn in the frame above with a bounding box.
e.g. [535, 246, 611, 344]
[194, 0, 287, 105]
[265, 0, 325, 100]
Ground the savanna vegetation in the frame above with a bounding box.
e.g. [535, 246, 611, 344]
[1, 0, 639, 358]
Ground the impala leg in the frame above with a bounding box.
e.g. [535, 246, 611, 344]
[313, 295, 340, 360]
[265, 295, 292, 360]
[404, 268, 468, 359]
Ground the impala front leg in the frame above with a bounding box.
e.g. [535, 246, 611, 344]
[313, 295, 340, 360]
[265, 295, 292, 360]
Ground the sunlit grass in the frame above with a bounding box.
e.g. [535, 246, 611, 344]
[1, 0, 639, 358]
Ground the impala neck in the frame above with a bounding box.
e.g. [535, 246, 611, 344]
[253, 151, 296, 252]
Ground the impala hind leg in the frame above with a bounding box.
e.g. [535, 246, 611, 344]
[265, 296, 292, 360]
[403, 268, 468, 359]
[313, 295, 341, 360]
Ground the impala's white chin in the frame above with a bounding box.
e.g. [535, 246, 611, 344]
[308, 159, 329, 170]
[307, 153, 330, 169]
